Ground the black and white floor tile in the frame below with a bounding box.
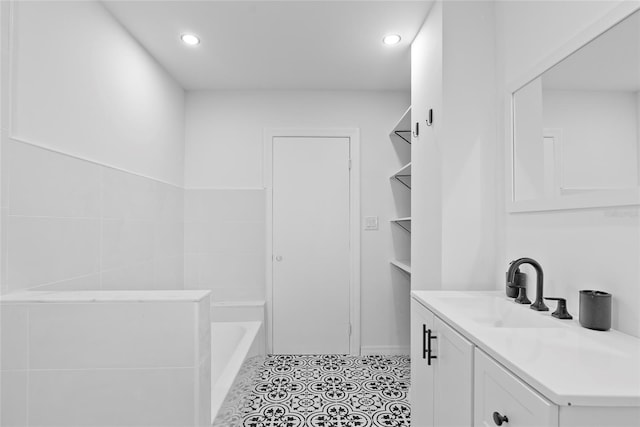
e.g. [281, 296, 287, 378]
[214, 354, 411, 427]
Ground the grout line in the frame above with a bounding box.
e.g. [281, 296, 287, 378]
[25, 273, 101, 292]
[5, 214, 101, 220]
[5, 214, 157, 221]
[184, 187, 266, 191]
[99, 167, 104, 291]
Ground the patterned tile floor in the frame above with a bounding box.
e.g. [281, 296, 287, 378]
[214, 354, 411, 427]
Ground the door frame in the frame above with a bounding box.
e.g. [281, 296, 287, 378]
[263, 128, 361, 355]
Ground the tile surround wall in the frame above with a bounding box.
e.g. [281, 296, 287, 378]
[1, 140, 184, 293]
[0, 294, 211, 427]
[184, 189, 265, 301]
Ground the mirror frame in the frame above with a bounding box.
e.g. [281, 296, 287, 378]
[506, 2, 640, 213]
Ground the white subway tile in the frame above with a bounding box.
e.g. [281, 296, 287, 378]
[217, 220, 265, 252]
[7, 217, 100, 290]
[199, 251, 264, 290]
[184, 220, 264, 253]
[8, 141, 101, 218]
[185, 189, 265, 222]
[1, 138, 8, 209]
[101, 219, 154, 270]
[154, 256, 184, 290]
[185, 251, 265, 301]
[157, 182, 184, 223]
[102, 168, 159, 220]
[0, 370, 28, 426]
[197, 296, 211, 364]
[1, 207, 7, 293]
[29, 302, 196, 369]
[155, 221, 184, 257]
[29, 368, 195, 426]
[183, 222, 210, 253]
[184, 253, 200, 289]
[198, 357, 212, 426]
[101, 262, 154, 290]
[0, 305, 28, 370]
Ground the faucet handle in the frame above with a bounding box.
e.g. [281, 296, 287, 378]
[544, 297, 573, 320]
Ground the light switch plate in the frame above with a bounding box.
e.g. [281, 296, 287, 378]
[364, 216, 379, 230]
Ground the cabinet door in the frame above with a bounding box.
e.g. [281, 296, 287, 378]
[474, 349, 558, 427]
[411, 299, 435, 427]
[433, 316, 474, 427]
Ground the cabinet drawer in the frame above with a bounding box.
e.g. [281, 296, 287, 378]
[474, 349, 558, 427]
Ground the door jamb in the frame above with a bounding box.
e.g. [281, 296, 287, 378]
[263, 128, 361, 355]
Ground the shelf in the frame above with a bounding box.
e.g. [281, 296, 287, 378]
[390, 259, 412, 274]
[390, 217, 412, 232]
[390, 162, 412, 189]
[389, 106, 412, 145]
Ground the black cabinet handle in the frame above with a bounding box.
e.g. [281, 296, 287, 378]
[492, 411, 509, 425]
[422, 325, 437, 366]
[427, 328, 437, 365]
[422, 324, 428, 360]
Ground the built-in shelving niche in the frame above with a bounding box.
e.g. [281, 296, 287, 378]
[389, 106, 412, 145]
[390, 217, 412, 233]
[390, 162, 412, 189]
[389, 106, 411, 276]
[390, 259, 412, 274]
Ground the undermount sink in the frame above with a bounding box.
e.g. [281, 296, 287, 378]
[433, 294, 563, 329]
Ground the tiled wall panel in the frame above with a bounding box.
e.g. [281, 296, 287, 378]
[0, 295, 211, 427]
[1, 140, 184, 293]
[184, 189, 265, 301]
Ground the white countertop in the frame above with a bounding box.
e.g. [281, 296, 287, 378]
[412, 290, 640, 407]
[0, 290, 211, 303]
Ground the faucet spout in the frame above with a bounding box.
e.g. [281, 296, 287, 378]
[506, 257, 549, 312]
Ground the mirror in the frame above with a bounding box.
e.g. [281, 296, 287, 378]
[510, 8, 640, 211]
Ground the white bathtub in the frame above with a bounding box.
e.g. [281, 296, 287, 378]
[210, 321, 263, 423]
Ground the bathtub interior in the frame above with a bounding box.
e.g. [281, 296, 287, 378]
[210, 301, 266, 424]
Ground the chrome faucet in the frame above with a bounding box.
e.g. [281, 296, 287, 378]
[506, 258, 549, 312]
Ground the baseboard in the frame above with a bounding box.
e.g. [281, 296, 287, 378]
[360, 345, 410, 356]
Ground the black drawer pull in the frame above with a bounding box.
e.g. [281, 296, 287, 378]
[492, 411, 509, 425]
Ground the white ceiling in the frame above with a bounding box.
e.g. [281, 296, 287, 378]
[102, 0, 433, 91]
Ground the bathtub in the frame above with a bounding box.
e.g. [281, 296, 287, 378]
[210, 301, 266, 423]
[211, 321, 262, 422]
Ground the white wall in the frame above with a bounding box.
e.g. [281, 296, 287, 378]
[440, 0, 498, 290]
[513, 77, 545, 201]
[184, 90, 411, 353]
[0, 0, 185, 294]
[9, 0, 185, 185]
[411, 0, 498, 292]
[496, 0, 640, 337]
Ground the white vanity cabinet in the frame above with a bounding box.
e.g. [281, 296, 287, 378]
[411, 291, 640, 427]
[411, 298, 474, 427]
[474, 349, 558, 427]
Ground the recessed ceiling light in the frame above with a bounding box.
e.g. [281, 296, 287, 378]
[181, 34, 200, 46]
[382, 34, 402, 46]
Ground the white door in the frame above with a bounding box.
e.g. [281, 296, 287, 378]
[272, 136, 351, 354]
